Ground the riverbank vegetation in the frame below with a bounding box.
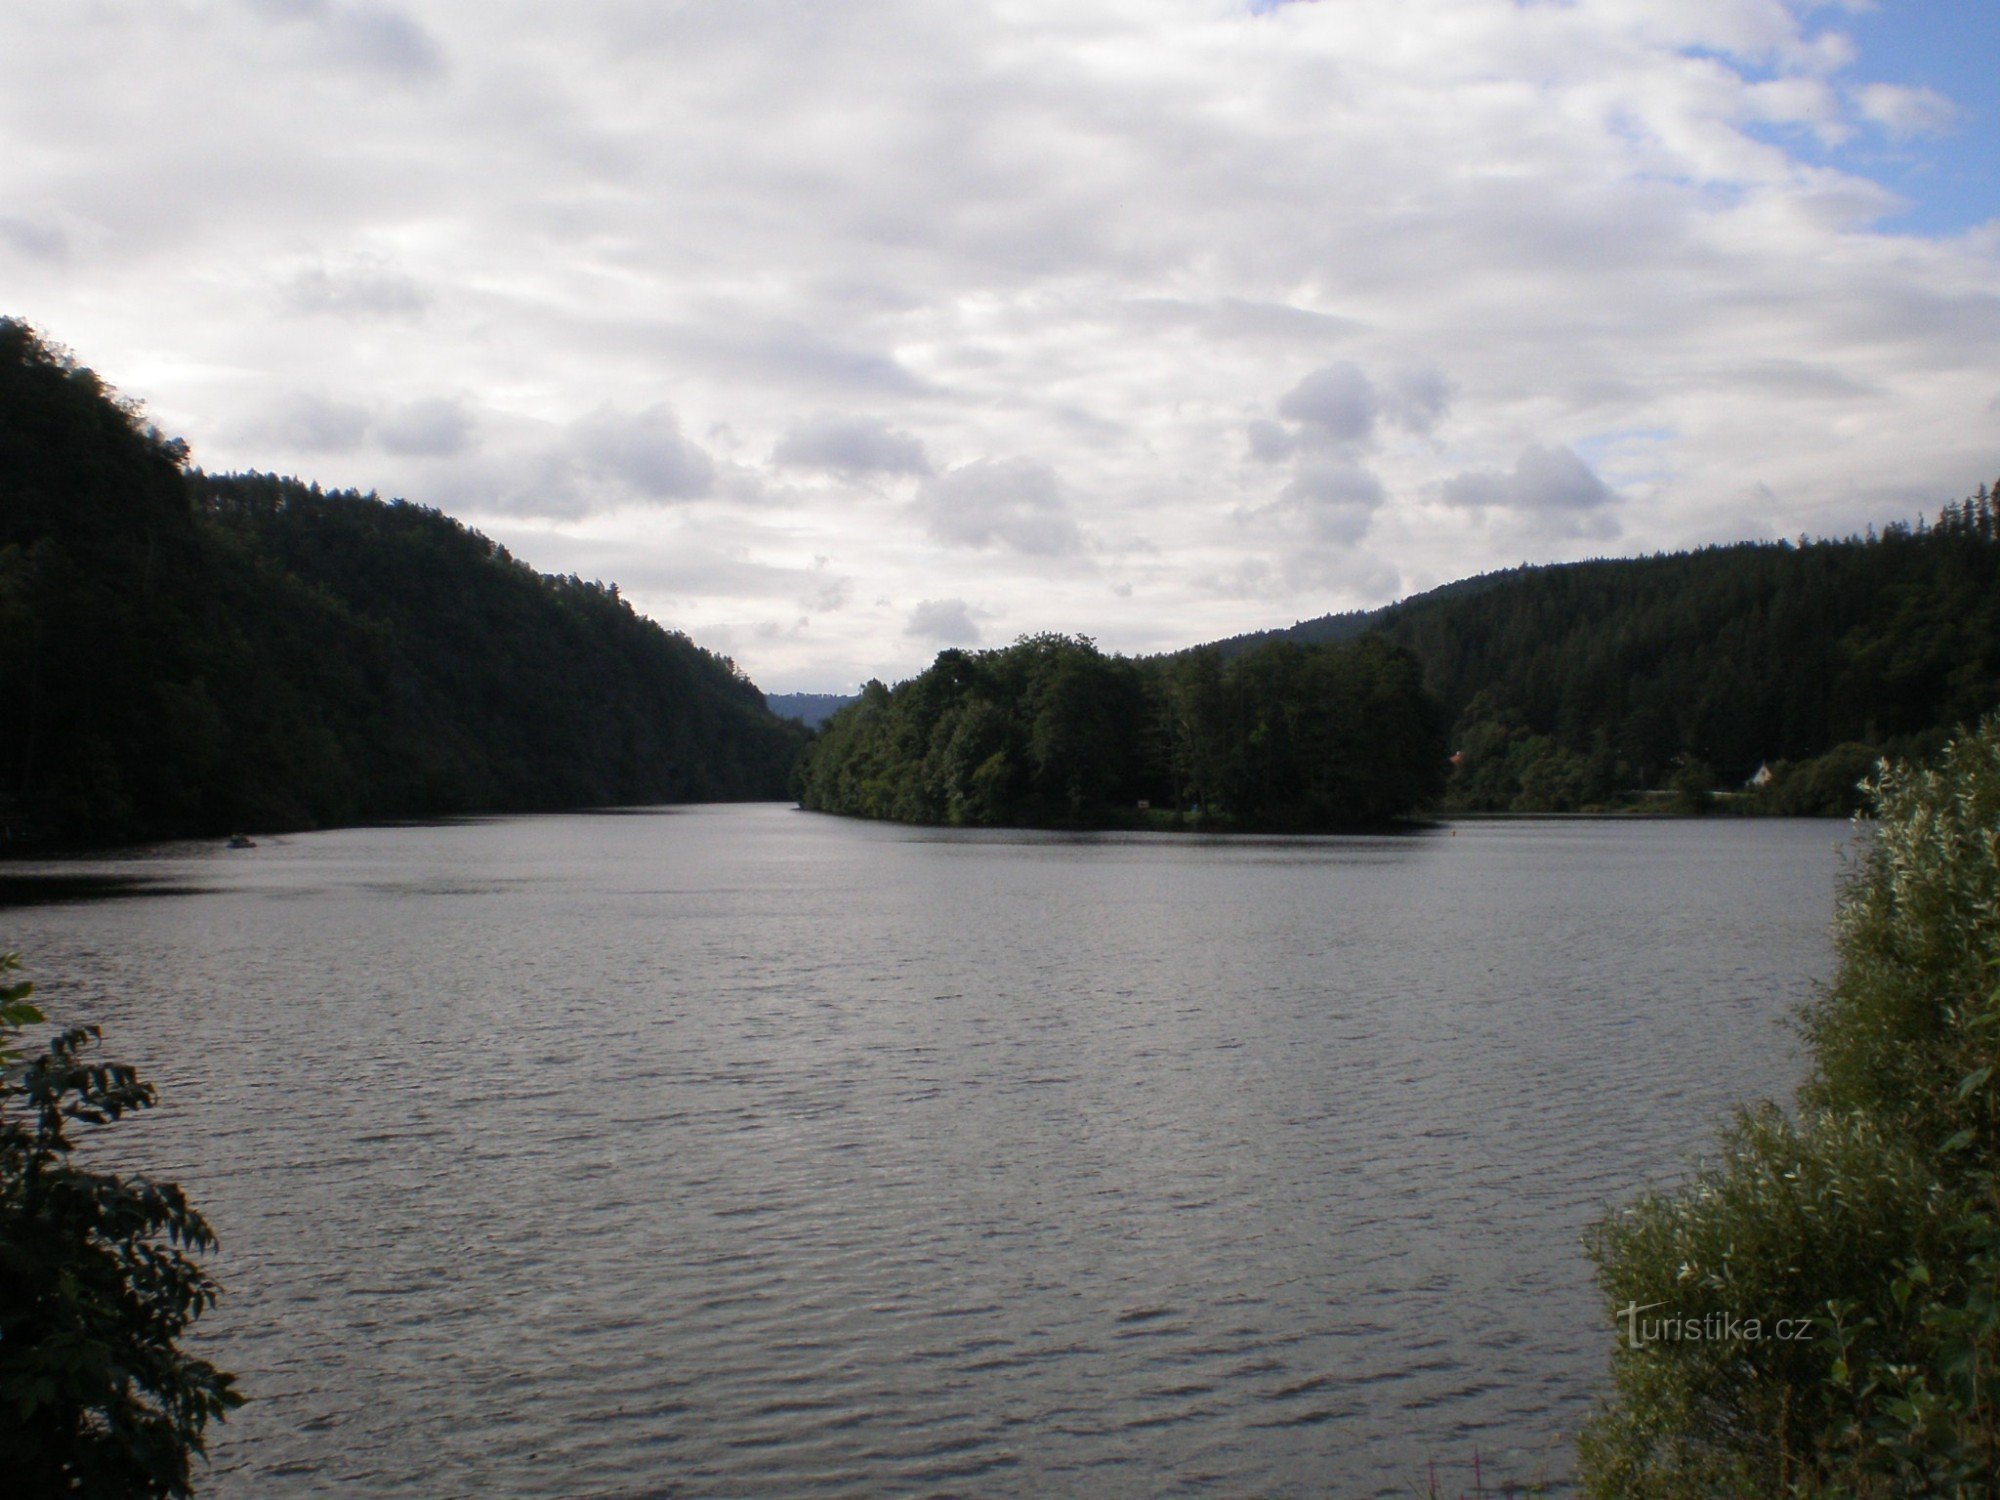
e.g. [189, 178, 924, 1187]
[1582, 716, 2000, 1496]
[0, 319, 802, 847]
[795, 631, 1446, 830]
[0, 952, 240, 1497]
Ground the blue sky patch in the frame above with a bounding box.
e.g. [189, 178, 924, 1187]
[1703, 2, 1997, 235]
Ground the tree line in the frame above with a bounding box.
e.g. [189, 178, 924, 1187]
[795, 631, 1446, 830]
[1211, 495, 2000, 815]
[0, 319, 802, 847]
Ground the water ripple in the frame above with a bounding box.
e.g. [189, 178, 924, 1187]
[2, 808, 1849, 1497]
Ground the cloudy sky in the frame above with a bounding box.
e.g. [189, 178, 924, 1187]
[5, 0, 1997, 692]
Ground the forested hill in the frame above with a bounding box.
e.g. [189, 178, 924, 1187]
[1200, 505, 2000, 813]
[1204, 566, 1536, 658]
[0, 319, 802, 846]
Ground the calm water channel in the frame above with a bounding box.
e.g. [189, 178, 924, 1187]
[1, 807, 1854, 1496]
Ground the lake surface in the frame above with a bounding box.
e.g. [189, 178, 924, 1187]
[1, 808, 1855, 1497]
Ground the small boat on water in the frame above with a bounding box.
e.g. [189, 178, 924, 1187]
[226, 834, 257, 850]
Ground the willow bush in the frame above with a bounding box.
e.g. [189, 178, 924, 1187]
[1581, 716, 2000, 1498]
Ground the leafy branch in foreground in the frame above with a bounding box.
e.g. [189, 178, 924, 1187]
[1580, 717, 2000, 1497]
[0, 952, 242, 1497]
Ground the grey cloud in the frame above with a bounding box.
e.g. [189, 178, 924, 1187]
[1124, 297, 1363, 345]
[288, 263, 431, 320]
[905, 597, 982, 646]
[760, 338, 930, 397]
[1273, 361, 1450, 447]
[429, 408, 719, 519]
[803, 574, 853, 613]
[246, 0, 444, 79]
[918, 458, 1081, 555]
[1246, 418, 1294, 463]
[571, 406, 716, 501]
[1276, 362, 1377, 445]
[377, 398, 472, 457]
[1442, 444, 1617, 517]
[0, 217, 67, 262]
[260, 393, 372, 453]
[1196, 557, 1277, 601]
[1280, 456, 1386, 545]
[475, 527, 817, 603]
[332, 5, 444, 77]
[1383, 366, 1452, 435]
[773, 415, 932, 477]
[636, 315, 934, 399]
[1727, 359, 1881, 401]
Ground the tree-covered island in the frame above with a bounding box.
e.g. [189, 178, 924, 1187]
[795, 631, 1448, 830]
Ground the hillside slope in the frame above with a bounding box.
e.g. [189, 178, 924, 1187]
[0, 319, 801, 845]
[1197, 510, 2000, 812]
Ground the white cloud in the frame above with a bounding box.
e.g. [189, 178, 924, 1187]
[918, 458, 1082, 556]
[0, 216, 67, 262]
[254, 393, 373, 453]
[1245, 418, 1294, 463]
[1, 0, 1995, 689]
[245, 0, 446, 79]
[773, 415, 931, 477]
[1854, 82, 1961, 140]
[568, 406, 715, 502]
[1277, 363, 1378, 446]
[377, 397, 472, 456]
[905, 597, 982, 645]
[1383, 366, 1452, 437]
[287, 260, 431, 320]
[1281, 456, 1388, 546]
[1441, 444, 1621, 539]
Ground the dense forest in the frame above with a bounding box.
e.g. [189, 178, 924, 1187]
[795, 632, 1446, 830]
[1209, 501, 2000, 814]
[0, 319, 801, 846]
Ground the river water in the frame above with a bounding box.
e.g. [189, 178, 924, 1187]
[0, 807, 1854, 1497]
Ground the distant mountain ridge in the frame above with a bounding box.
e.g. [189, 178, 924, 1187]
[767, 692, 857, 729]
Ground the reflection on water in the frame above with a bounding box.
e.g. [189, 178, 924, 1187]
[1, 807, 1851, 1496]
[0, 872, 204, 906]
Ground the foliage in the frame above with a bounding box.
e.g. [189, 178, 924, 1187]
[1579, 716, 2000, 1497]
[795, 631, 1446, 830]
[1, 949, 41, 1065]
[1224, 490, 2000, 813]
[0, 953, 242, 1497]
[1744, 745, 1887, 818]
[0, 318, 803, 845]
[1667, 755, 1719, 816]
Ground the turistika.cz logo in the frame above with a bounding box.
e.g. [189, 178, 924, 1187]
[1619, 1301, 1816, 1349]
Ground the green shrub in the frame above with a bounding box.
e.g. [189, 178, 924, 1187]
[1580, 716, 2000, 1498]
[0, 953, 242, 1497]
